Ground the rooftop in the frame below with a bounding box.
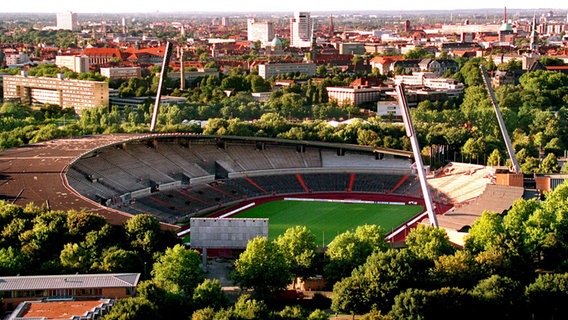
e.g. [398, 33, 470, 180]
[0, 273, 140, 291]
[19, 300, 109, 320]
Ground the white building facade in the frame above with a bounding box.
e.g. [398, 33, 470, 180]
[55, 55, 90, 73]
[3, 73, 109, 113]
[247, 19, 274, 44]
[100, 67, 142, 80]
[326, 86, 386, 106]
[290, 12, 313, 48]
[258, 63, 317, 79]
[56, 11, 78, 31]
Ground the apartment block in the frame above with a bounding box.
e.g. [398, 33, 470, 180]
[5, 52, 30, 66]
[3, 73, 109, 113]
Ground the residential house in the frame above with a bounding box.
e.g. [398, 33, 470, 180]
[419, 58, 459, 76]
[369, 55, 403, 75]
[392, 59, 421, 74]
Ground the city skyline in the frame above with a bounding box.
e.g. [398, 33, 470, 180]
[1, 0, 566, 14]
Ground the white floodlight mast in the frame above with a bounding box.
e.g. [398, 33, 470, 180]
[396, 84, 439, 227]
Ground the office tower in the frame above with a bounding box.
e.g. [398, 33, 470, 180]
[290, 12, 313, 48]
[57, 11, 78, 31]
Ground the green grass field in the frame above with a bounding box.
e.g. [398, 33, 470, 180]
[232, 200, 423, 246]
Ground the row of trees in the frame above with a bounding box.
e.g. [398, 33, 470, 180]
[222, 182, 568, 319]
[2, 52, 568, 173]
[412, 57, 568, 172]
[4, 185, 568, 319]
[0, 203, 178, 276]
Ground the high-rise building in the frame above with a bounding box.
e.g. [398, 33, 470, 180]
[247, 18, 274, 44]
[56, 11, 78, 31]
[290, 12, 313, 48]
[222, 17, 230, 27]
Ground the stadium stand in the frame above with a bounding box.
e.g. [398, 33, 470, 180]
[301, 173, 351, 192]
[1, 132, 526, 245]
[67, 138, 425, 223]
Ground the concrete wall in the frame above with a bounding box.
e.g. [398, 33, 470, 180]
[190, 218, 268, 249]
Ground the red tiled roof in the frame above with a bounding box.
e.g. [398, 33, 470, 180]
[370, 55, 403, 64]
[135, 46, 166, 56]
[22, 301, 106, 319]
[82, 48, 122, 57]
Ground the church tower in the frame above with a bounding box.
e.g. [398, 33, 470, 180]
[329, 15, 334, 38]
[530, 15, 539, 52]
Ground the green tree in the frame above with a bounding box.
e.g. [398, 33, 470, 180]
[249, 75, 271, 92]
[357, 129, 381, 147]
[151, 244, 203, 296]
[103, 297, 159, 320]
[192, 279, 229, 311]
[59, 242, 94, 272]
[124, 214, 161, 259]
[539, 56, 567, 66]
[403, 47, 430, 59]
[431, 250, 485, 288]
[191, 307, 216, 320]
[390, 287, 473, 320]
[66, 211, 106, 239]
[0, 247, 25, 275]
[275, 226, 317, 279]
[465, 211, 504, 254]
[232, 236, 291, 297]
[307, 309, 329, 320]
[525, 273, 568, 319]
[470, 275, 524, 319]
[278, 305, 306, 319]
[96, 247, 143, 273]
[331, 273, 371, 316]
[231, 294, 270, 320]
[524, 182, 568, 269]
[332, 249, 431, 314]
[405, 224, 455, 261]
[487, 149, 502, 166]
[521, 156, 540, 174]
[461, 137, 484, 163]
[325, 225, 389, 284]
[539, 153, 560, 173]
[137, 280, 190, 320]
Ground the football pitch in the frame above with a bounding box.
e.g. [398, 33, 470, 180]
[232, 200, 423, 245]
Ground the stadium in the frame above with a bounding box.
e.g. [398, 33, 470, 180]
[0, 133, 524, 249]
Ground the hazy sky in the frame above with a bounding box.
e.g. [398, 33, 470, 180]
[1, 0, 566, 14]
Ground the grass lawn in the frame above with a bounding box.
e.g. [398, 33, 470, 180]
[232, 200, 423, 246]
